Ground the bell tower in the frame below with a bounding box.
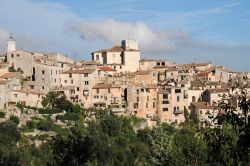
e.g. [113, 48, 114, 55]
[7, 33, 16, 53]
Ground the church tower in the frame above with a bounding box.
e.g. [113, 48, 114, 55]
[7, 33, 16, 53]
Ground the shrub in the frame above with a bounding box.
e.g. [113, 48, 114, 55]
[56, 112, 80, 122]
[10, 115, 20, 125]
[0, 112, 5, 118]
[38, 108, 63, 114]
[37, 120, 53, 131]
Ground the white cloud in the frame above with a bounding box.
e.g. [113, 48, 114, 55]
[0, 27, 10, 53]
[65, 19, 179, 52]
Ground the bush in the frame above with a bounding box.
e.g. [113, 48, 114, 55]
[56, 112, 80, 122]
[26, 120, 36, 129]
[38, 108, 63, 114]
[37, 120, 54, 131]
[0, 112, 5, 118]
[10, 115, 20, 125]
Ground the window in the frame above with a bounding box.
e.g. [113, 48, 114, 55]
[146, 102, 148, 108]
[64, 80, 67, 83]
[134, 103, 138, 109]
[51, 70, 52, 75]
[77, 87, 79, 91]
[42, 86, 44, 90]
[71, 79, 73, 84]
[114, 66, 116, 69]
[42, 70, 45, 74]
[17, 54, 20, 57]
[96, 55, 99, 61]
[163, 94, 168, 99]
[141, 89, 144, 92]
[153, 102, 155, 108]
[200, 110, 202, 115]
[156, 62, 160, 66]
[137, 89, 139, 94]
[120, 66, 122, 69]
[83, 90, 89, 96]
[69, 73, 72, 78]
[162, 100, 169, 104]
[54, 79, 56, 83]
[61, 63, 64, 68]
[14, 94, 17, 98]
[161, 62, 165, 66]
[192, 96, 196, 102]
[147, 96, 149, 102]
[84, 73, 88, 77]
[163, 108, 168, 111]
[177, 96, 180, 102]
[85, 81, 89, 85]
[136, 97, 139, 102]
[42, 78, 45, 82]
[108, 89, 110, 93]
[11, 54, 14, 58]
[146, 89, 150, 93]
[96, 89, 99, 94]
[175, 89, 181, 93]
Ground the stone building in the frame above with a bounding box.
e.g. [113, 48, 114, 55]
[91, 40, 140, 72]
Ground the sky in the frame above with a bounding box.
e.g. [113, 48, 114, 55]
[0, 0, 249, 71]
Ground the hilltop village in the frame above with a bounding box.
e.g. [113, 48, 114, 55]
[0, 34, 248, 127]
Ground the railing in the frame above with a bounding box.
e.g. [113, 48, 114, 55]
[173, 110, 183, 114]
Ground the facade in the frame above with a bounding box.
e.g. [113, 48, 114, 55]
[92, 40, 140, 72]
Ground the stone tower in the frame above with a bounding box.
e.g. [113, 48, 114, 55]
[7, 33, 16, 53]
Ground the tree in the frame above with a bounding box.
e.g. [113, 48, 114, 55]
[42, 91, 61, 108]
[8, 66, 16, 72]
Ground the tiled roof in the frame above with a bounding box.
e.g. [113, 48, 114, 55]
[99, 66, 116, 72]
[0, 72, 19, 78]
[206, 88, 228, 93]
[0, 80, 10, 84]
[92, 83, 120, 89]
[190, 102, 214, 109]
[62, 68, 96, 74]
[93, 46, 138, 53]
[11, 90, 45, 95]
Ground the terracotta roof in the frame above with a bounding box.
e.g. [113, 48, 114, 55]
[0, 80, 10, 84]
[190, 81, 205, 87]
[0, 72, 19, 79]
[99, 66, 116, 72]
[93, 46, 138, 53]
[92, 83, 120, 89]
[206, 88, 228, 93]
[62, 68, 96, 74]
[134, 71, 151, 75]
[191, 102, 214, 109]
[11, 90, 45, 95]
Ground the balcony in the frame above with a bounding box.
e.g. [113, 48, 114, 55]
[173, 109, 183, 114]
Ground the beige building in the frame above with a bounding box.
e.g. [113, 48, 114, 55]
[157, 86, 186, 125]
[190, 102, 217, 127]
[10, 90, 45, 108]
[91, 40, 140, 72]
[127, 84, 158, 127]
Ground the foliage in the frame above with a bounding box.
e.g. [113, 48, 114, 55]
[56, 112, 80, 122]
[38, 108, 63, 114]
[16, 67, 24, 74]
[10, 115, 20, 125]
[8, 66, 16, 72]
[0, 111, 5, 118]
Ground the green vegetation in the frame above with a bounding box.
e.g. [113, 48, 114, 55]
[0, 90, 249, 165]
[10, 115, 20, 125]
[0, 111, 5, 118]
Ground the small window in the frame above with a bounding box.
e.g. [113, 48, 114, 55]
[17, 54, 20, 57]
[69, 73, 72, 78]
[108, 89, 110, 93]
[11, 54, 14, 58]
[162, 100, 169, 104]
[64, 80, 67, 83]
[85, 81, 89, 85]
[96, 55, 99, 61]
[163, 108, 168, 111]
[84, 73, 88, 77]
[96, 89, 99, 94]
[77, 87, 79, 91]
[71, 80, 73, 84]
[141, 89, 144, 92]
[153, 102, 155, 108]
[146, 102, 148, 108]
[120, 66, 122, 69]
[42, 86, 44, 90]
[42, 70, 45, 74]
[163, 94, 168, 99]
[177, 96, 180, 102]
[175, 89, 181, 93]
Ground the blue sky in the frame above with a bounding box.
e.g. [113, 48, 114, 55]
[0, 0, 249, 71]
